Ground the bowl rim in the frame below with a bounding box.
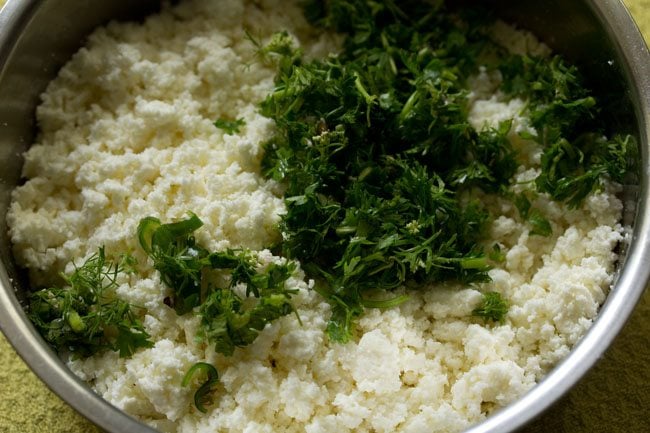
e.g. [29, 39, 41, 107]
[0, 2, 162, 432]
[0, 1, 648, 433]
[466, 0, 650, 431]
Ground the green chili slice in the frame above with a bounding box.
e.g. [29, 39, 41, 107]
[182, 362, 219, 413]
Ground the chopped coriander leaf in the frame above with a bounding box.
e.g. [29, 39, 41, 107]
[499, 53, 635, 206]
[472, 291, 508, 323]
[535, 133, 636, 207]
[200, 252, 297, 356]
[137, 213, 208, 315]
[214, 117, 246, 134]
[528, 210, 552, 237]
[514, 193, 532, 219]
[138, 213, 298, 355]
[28, 247, 152, 358]
[200, 268, 296, 356]
[260, 1, 506, 342]
[488, 244, 506, 264]
[499, 55, 590, 107]
[514, 193, 552, 237]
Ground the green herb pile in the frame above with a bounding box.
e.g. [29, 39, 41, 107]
[258, 0, 634, 342]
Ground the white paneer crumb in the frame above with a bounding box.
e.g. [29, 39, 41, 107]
[8, 1, 625, 433]
[490, 21, 552, 57]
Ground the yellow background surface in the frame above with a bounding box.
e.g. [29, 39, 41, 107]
[0, 0, 649, 432]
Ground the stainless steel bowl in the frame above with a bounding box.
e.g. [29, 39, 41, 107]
[0, 1, 648, 432]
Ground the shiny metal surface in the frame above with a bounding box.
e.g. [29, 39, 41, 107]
[0, 2, 162, 432]
[466, 2, 650, 432]
[0, 1, 648, 433]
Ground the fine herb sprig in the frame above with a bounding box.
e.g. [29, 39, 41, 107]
[28, 247, 153, 358]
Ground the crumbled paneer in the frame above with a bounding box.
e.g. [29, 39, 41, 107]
[7, 1, 624, 432]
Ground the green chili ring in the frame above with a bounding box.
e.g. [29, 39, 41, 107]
[182, 362, 219, 413]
